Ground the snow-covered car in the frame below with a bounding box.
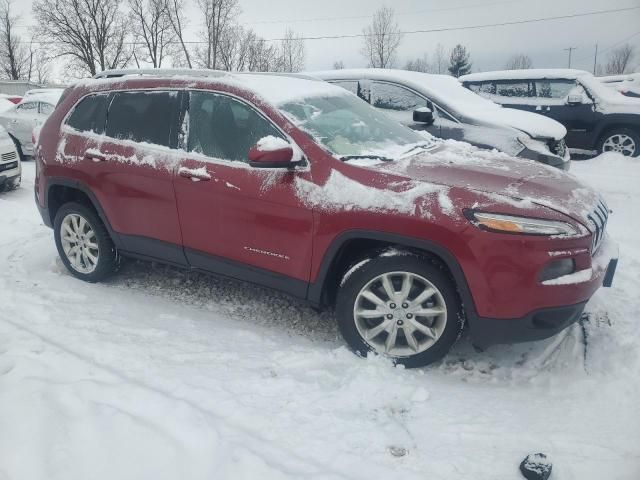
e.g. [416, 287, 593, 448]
[461, 69, 640, 157]
[312, 69, 570, 170]
[598, 73, 640, 98]
[34, 68, 618, 368]
[0, 124, 21, 191]
[0, 90, 63, 159]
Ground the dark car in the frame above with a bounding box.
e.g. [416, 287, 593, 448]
[35, 68, 617, 367]
[313, 69, 570, 169]
[461, 69, 640, 157]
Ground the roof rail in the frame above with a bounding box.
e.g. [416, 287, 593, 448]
[235, 71, 323, 82]
[93, 68, 230, 80]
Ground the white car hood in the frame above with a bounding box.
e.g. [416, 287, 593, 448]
[463, 106, 567, 141]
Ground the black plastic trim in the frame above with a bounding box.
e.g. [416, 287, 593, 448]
[469, 301, 587, 349]
[603, 258, 617, 288]
[308, 230, 478, 318]
[119, 234, 188, 267]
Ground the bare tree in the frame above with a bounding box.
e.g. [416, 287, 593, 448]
[605, 44, 635, 74]
[32, 49, 52, 83]
[505, 53, 533, 70]
[0, 0, 31, 79]
[333, 60, 345, 70]
[33, 0, 131, 76]
[129, 0, 176, 68]
[166, 0, 192, 68]
[432, 43, 446, 74]
[361, 6, 403, 68]
[405, 53, 430, 73]
[277, 28, 305, 73]
[195, 0, 239, 69]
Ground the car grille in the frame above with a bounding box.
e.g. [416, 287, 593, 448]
[588, 200, 609, 254]
[1, 151, 17, 162]
[547, 138, 567, 158]
[0, 161, 17, 172]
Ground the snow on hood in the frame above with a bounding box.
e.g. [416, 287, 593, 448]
[311, 68, 566, 140]
[374, 139, 601, 226]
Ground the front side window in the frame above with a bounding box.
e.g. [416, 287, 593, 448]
[495, 81, 533, 97]
[105, 90, 178, 147]
[66, 94, 109, 134]
[280, 93, 431, 158]
[39, 102, 54, 115]
[371, 82, 427, 111]
[186, 91, 283, 162]
[16, 102, 38, 113]
[535, 80, 577, 99]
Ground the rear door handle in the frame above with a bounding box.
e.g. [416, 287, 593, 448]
[179, 166, 212, 182]
[84, 151, 106, 162]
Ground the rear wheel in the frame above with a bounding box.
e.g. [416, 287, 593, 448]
[335, 252, 463, 368]
[598, 128, 639, 157]
[53, 202, 119, 282]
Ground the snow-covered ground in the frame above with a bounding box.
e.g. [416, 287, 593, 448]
[1, 156, 639, 479]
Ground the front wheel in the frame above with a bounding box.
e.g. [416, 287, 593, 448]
[335, 252, 464, 368]
[53, 202, 119, 282]
[598, 128, 639, 157]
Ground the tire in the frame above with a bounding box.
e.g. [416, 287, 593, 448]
[335, 251, 464, 368]
[597, 128, 639, 157]
[53, 202, 119, 282]
[0, 176, 19, 192]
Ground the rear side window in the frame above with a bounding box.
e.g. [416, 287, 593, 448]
[66, 94, 108, 134]
[330, 80, 359, 96]
[495, 81, 534, 97]
[105, 91, 178, 147]
[467, 82, 496, 95]
[40, 102, 54, 115]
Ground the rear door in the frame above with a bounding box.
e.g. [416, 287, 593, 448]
[173, 90, 314, 295]
[59, 89, 185, 264]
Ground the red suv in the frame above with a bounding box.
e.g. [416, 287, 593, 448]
[35, 69, 618, 367]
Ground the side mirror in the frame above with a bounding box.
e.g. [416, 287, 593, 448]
[566, 94, 583, 105]
[248, 136, 295, 168]
[413, 107, 434, 125]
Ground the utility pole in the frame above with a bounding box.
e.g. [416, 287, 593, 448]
[564, 47, 577, 68]
[593, 44, 598, 75]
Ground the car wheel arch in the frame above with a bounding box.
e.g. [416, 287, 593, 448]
[308, 230, 478, 320]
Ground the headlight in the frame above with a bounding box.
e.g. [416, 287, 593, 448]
[467, 211, 580, 236]
[518, 136, 552, 156]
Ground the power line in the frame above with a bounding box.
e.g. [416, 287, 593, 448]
[574, 29, 640, 63]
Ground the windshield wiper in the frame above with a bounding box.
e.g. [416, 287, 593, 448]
[400, 142, 433, 158]
[340, 154, 393, 162]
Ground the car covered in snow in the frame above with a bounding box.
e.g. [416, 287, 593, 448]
[0, 124, 21, 192]
[597, 73, 640, 99]
[0, 90, 63, 160]
[34, 68, 618, 367]
[461, 69, 640, 157]
[312, 69, 570, 170]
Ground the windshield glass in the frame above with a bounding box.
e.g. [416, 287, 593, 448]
[279, 93, 434, 159]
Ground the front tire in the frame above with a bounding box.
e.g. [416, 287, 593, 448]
[335, 252, 464, 368]
[53, 202, 119, 282]
[598, 128, 639, 157]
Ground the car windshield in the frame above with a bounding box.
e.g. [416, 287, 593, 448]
[279, 93, 434, 160]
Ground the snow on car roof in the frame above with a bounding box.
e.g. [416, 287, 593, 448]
[460, 69, 592, 82]
[82, 69, 349, 107]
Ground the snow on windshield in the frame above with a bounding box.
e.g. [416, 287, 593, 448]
[279, 93, 435, 159]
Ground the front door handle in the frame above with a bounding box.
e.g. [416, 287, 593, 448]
[84, 150, 106, 162]
[179, 166, 211, 182]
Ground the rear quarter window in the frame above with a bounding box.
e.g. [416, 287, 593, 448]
[66, 94, 109, 134]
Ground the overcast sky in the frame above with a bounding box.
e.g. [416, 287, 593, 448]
[16, 0, 640, 80]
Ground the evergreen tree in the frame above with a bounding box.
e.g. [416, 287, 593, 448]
[448, 44, 472, 77]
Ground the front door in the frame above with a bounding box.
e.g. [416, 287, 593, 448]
[173, 90, 314, 297]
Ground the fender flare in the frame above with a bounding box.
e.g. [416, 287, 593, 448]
[307, 230, 478, 321]
[44, 177, 123, 248]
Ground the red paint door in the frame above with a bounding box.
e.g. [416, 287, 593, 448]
[172, 91, 314, 287]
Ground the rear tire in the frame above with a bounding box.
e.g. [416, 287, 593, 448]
[335, 252, 463, 368]
[53, 202, 119, 282]
[597, 128, 639, 157]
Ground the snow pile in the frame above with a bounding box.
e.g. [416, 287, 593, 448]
[295, 169, 450, 218]
[256, 135, 290, 152]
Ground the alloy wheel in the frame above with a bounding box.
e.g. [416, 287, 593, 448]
[60, 213, 99, 274]
[602, 134, 636, 156]
[353, 271, 447, 358]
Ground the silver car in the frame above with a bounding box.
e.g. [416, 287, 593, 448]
[0, 91, 62, 158]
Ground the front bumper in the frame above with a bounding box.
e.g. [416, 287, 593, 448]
[468, 238, 619, 348]
[518, 144, 571, 171]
